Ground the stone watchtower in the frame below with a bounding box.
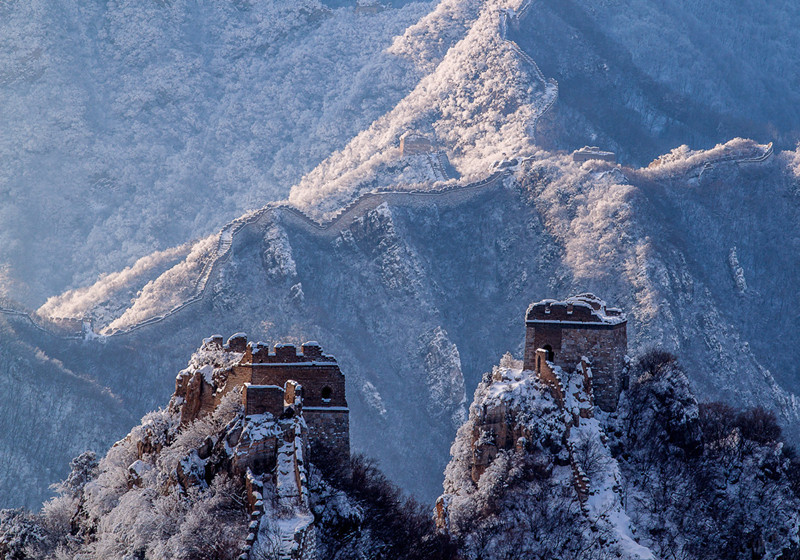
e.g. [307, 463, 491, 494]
[523, 294, 627, 411]
[175, 335, 349, 462]
[233, 339, 350, 460]
[399, 131, 433, 157]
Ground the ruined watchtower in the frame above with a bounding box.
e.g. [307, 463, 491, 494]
[399, 131, 433, 157]
[523, 294, 627, 411]
[175, 334, 349, 461]
[235, 339, 349, 457]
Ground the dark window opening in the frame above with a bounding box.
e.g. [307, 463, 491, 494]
[543, 344, 554, 362]
[321, 386, 333, 402]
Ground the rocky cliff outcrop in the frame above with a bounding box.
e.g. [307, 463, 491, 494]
[0, 338, 449, 560]
[438, 354, 652, 559]
[437, 350, 800, 559]
[6, 142, 800, 508]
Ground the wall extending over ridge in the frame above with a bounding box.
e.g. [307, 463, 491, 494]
[19, 170, 509, 339]
[25, 0, 565, 339]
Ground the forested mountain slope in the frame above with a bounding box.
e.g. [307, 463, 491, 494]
[3, 0, 800, 511]
[0, 0, 429, 302]
[4, 0, 800, 302]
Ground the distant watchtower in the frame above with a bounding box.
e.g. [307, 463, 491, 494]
[523, 294, 627, 411]
[572, 146, 616, 164]
[399, 131, 433, 157]
[355, 0, 385, 14]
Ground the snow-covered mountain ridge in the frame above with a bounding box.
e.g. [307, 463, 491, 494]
[4, 0, 800, 512]
[32, 137, 778, 337]
[36, 171, 508, 334]
[4, 326, 799, 560]
[0, 0, 432, 302]
[5, 0, 800, 303]
[439, 351, 800, 559]
[4, 136, 800, 510]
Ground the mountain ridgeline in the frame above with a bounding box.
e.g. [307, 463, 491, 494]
[4, 136, 800, 509]
[3, 0, 800, 302]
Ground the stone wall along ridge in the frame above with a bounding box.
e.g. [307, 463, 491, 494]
[18, 170, 510, 338]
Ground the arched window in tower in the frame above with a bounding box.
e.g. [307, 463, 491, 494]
[321, 386, 333, 403]
[543, 344, 554, 362]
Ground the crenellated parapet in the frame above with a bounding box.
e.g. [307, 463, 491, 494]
[174, 333, 350, 463]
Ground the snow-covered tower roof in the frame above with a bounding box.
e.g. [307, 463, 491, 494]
[525, 293, 626, 325]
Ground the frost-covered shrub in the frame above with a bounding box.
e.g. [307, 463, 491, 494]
[698, 401, 738, 443]
[37, 451, 100, 539]
[623, 349, 701, 455]
[572, 431, 611, 481]
[59, 452, 99, 498]
[0, 389, 249, 560]
[159, 476, 247, 560]
[614, 350, 800, 559]
[82, 435, 139, 522]
[311, 449, 454, 560]
[734, 407, 781, 444]
[634, 348, 676, 378]
[0, 509, 48, 560]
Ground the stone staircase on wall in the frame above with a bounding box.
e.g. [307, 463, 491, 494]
[244, 414, 316, 560]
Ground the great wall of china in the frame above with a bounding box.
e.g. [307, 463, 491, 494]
[0, 170, 510, 339]
[1, 129, 776, 342]
[0, 1, 560, 341]
[0, 0, 775, 343]
[117, 169, 510, 336]
[2, 137, 777, 340]
[500, 0, 559, 142]
[688, 142, 774, 178]
[90, 0, 564, 339]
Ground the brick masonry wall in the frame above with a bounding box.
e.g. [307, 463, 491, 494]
[178, 338, 351, 467]
[212, 367, 251, 407]
[574, 325, 626, 412]
[524, 322, 627, 411]
[305, 410, 350, 463]
[243, 385, 285, 416]
[527, 303, 603, 324]
[533, 348, 564, 406]
[244, 364, 347, 408]
[524, 323, 563, 369]
[573, 152, 616, 163]
[400, 136, 433, 156]
[232, 435, 277, 476]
